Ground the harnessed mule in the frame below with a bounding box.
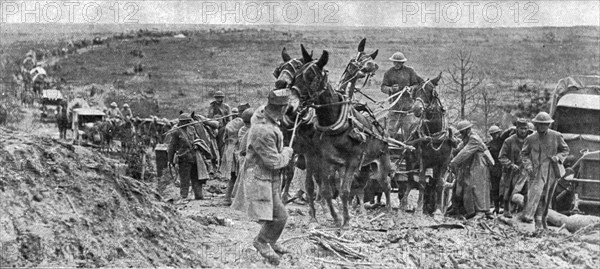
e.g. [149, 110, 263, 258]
[290, 50, 392, 227]
[273, 46, 314, 203]
[337, 38, 379, 100]
[395, 73, 457, 215]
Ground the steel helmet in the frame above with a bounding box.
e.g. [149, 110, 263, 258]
[123, 103, 129, 108]
[389, 52, 407, 62]
[241, 108, 255, 124]
[512, 193, 524, 207]
[488, 125, 501, 135]
[527, 122, 536, 132]
[531, 112, 554, 124]
[110, 102, 117, 108]
[231, 107, 239, 114]
[456, 120, 473, 132]
[213, 91, 225, 98]
[515, 118, 528, 128]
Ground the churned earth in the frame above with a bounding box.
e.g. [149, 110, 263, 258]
[1, 127, 600, 268]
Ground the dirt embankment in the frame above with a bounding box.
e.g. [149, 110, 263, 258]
[0, 127, 210, 268]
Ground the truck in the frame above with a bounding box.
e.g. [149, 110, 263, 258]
[550, 75, 600, 214]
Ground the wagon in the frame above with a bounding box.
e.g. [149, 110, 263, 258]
[71, 108, 105, 146]
[550, 75, 600, 214]
[40, 89, 64, 122]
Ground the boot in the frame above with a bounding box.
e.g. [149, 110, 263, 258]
[225, 174, 236, 205]
[253, 238, 280, 265]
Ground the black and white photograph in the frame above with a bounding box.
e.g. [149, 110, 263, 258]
[1, 0, 599, 267]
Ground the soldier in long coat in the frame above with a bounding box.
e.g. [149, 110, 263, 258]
[498, 119, 530, 217]
[220, 108, 244, 181]
[231, 90, 293, 265]
[224, 107, 253, 205]
[208, 90, 232, 160]
[519, 112, 569, 229]
[449, 120, 492, 219]
[167, 113, 211, 202]
[486, 125, 504, 214]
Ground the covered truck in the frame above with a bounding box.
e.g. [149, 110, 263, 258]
[550, 75, 600, 214]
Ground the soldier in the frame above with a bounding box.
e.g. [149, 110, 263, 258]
[519, 112, 569, 229]
[498, 119, 530, 218]
[122, 103, 133, 120]
[226, 107, 254, 205]
[208, 90, 232, 163]
[231, 89, 294, 265]
[168, 113, 211, 203]
[207, 90, 232, 125]
[221, 107, 246, 204]
[106, 102, 124, 119]
[380, 52, 424, 136]
[449, 120, 493, 219]
[486, 125, 503, 214]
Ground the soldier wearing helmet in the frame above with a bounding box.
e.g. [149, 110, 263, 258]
[486, 125, 504, 215]
[168, 112, 212, 203]
[519, 112, 569, 229]
[221, 106, 246, 205]
[208, 90, 232, 124]
[449, 120, 492, 219]
[499, 118, 530, 218]
[224, 107, 255, 205]
[122, 103, 133, 120]
[106, 102, 124, 119]
[380, 52, 425, 136]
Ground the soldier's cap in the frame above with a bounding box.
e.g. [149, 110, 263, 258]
[515, 118, 528, 128]
[267, 89, 290, 106]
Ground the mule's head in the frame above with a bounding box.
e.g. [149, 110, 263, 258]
[273, 46, 312, 90]
[291, 49, 329, 104]
[340, 38, 379, 86]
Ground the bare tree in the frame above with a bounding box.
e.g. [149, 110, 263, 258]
[447, 50, 484, 119]
[479, 83, 502, 132]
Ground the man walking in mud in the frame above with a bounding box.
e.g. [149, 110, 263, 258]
[449, 120, 492, 219]
[167, 113, 211, 203]
[486, 125, 504, 214]
[519, 112, 569, 229]
[231, 89, 293, 265]
[498, 119, 530, 217]
[380, 51, 424, 137]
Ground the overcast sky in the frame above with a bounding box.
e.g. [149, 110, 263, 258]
[1, 1, 599, 27]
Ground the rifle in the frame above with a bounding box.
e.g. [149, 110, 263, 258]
[163, 113, 237, 136]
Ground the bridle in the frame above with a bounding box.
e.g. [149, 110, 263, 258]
[273, 58, 303, 82]
[291, 61, 329, 103]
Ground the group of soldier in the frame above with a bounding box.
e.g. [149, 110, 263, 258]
[164, 51, 570, 265]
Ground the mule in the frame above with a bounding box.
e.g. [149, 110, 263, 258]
[337, 38, 379, 99]
[290, 49, 392, 227]
[393, 74, 457, 215]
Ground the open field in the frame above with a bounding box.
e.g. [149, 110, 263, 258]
[2, 24, 599, 128]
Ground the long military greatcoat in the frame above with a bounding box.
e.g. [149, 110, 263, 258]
[450, 133, 491, 216]
[231, 106, 292, 221]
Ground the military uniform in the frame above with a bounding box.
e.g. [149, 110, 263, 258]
[486, 133, 504, 213]
[167, 115, 211, 200]
[207, 101, 232, 125]
[220, 117, 245, 180]
[520, 128, 569, 227]
[450, 131, 491, 217]
[106, 107, 123, 119]
[380, 65, 424, 136]
[231, 89, 293, 265]
[499, 133, 528, 216]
